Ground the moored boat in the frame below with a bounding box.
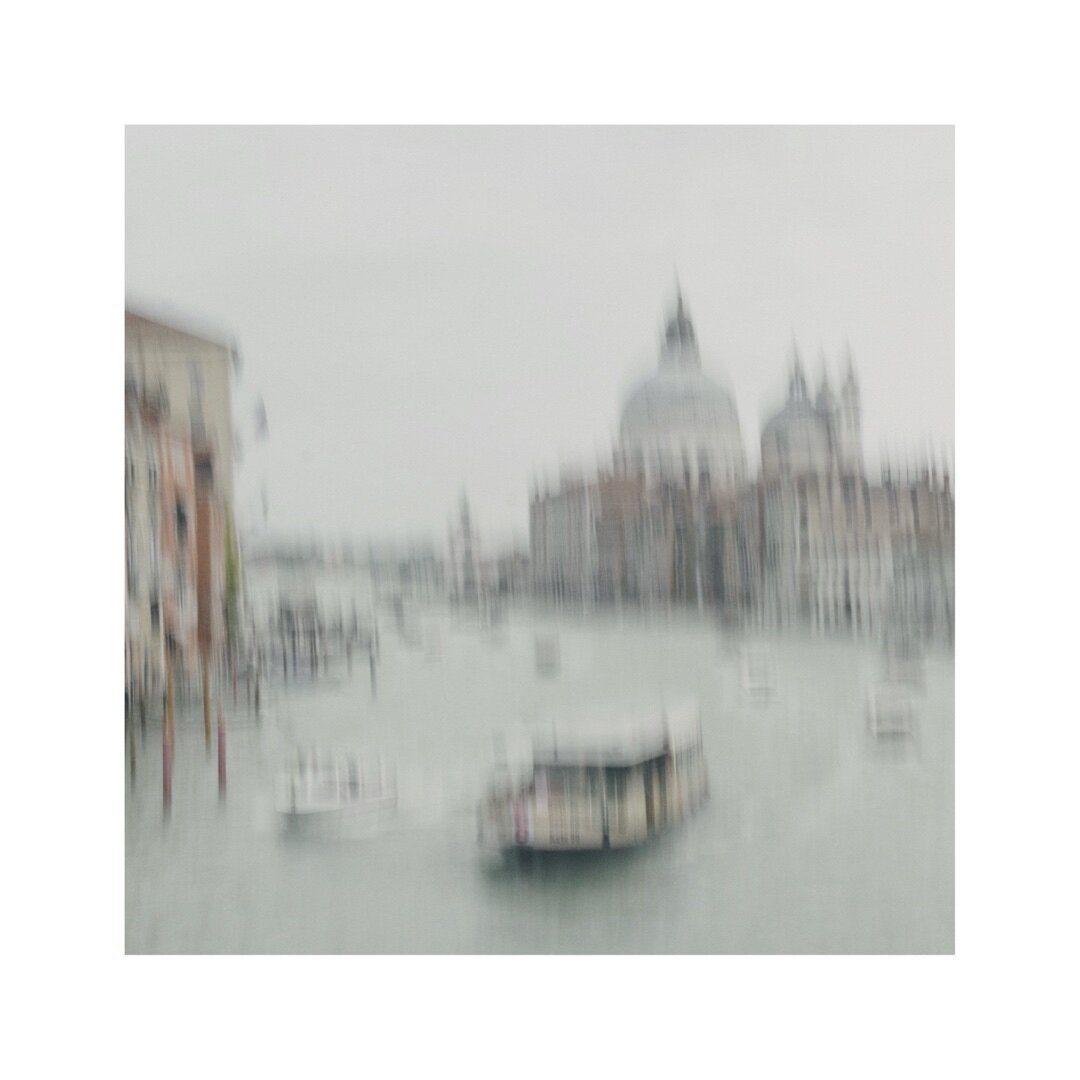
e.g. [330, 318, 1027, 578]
[479, 702, 708, 853]
[278, 749, 397, 831]
[879, 631, 926, 690]
[866, 683, 917, 739]
[739, 646, 776, 700]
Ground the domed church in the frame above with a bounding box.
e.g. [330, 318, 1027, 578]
[616, 290, 747, 493]
[760, 344, 862, 480]
[528, 286, 953, 643]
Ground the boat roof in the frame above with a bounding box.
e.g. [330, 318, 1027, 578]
[869, 682, 916, 710]
[529, 701, 701, 768]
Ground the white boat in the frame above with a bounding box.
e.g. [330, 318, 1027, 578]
[278, 749, 397, 830]
[866, 683, 917, 739]
[739, 647, 776, 700]
[880, 634, 926, 690]
[478, 702, 708, 853]
[534, 634, 561, 676]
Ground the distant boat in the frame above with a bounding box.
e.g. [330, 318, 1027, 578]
[739, 647, 776, 700]
[534, 635, 561, 676]
[880, 632, 926, 690]
[278, 749, 397, 831]
[478, 702, 709, 853]
[866, 683, 917, 740]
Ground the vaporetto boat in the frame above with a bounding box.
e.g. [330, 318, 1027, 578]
[478, 702, 708, 852]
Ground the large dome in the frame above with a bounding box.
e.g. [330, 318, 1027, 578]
[620, 366, 741, 436]
[617, 292, 747, 491]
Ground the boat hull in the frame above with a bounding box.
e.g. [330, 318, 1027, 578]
[279, 796, 397, 836]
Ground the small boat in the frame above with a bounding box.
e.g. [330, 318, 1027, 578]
[278, 749, 397, 831]
[880, 632, 926, 690]
[534, 634, 561, 677]
[739, 647, 776, 700]
[478, 702, 708, 853]
[866, 683, 917, 739]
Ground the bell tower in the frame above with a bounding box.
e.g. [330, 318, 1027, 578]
[837, 342, 863, 475]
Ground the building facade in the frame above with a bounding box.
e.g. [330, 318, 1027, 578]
[529, 290, 954, 644]
[125, 310, 238, 713]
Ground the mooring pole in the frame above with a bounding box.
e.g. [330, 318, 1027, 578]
[202, 652, 211, 752]
[128, 711, 136, 785]
[163, 650, 174, 818]
[217, 701, 226, 799]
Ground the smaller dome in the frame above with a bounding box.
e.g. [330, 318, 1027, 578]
[761, 357, 832, 480]
[762, 396, 819, 439]
[815, 378, 837, 414]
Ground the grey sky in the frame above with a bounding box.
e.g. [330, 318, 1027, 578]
[126, 126, 953, 547]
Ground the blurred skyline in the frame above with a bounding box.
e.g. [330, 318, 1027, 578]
[126, 126, 953, 545]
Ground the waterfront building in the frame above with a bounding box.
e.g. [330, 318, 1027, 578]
[530, 471, 657, 606]
[493, 547, 531, 599]
[528, 287, 953, 644]
[532, 293, 753, 612]
[125, 384, 165, 712]
[448, 493, 494, 607]
[532, 293, 755, 616]
[125, 378, 208, 702]
[124, 309, 239, 710]
[757, 354, 952, 641]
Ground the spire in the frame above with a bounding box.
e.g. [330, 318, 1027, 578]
[816, 352, 836, 412]
[788, 337, 807, 400]
[660, 285, 700, 368]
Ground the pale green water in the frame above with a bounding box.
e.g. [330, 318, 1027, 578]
[125, 593, 953, 954]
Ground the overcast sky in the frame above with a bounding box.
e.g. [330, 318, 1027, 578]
[126, 126, 953, 548]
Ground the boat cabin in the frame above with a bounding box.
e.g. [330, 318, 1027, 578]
[480, 704, 708, 852]
[867, 684, 916, 739]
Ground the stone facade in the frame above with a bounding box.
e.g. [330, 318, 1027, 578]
[528, 292, 954, 644]
[124, 311, 237, 712]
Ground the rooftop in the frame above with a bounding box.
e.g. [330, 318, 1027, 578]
[529, 701, 701, 767]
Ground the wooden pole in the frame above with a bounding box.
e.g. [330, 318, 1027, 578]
[163, 648, 174, 817]
[202, 651, 211, 751]
[128, 711, 136, 785]
[217, 701, 226, 799]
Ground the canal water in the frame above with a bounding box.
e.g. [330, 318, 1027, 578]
[125, 571, 953, 954]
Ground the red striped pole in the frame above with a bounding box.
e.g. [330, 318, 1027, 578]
[163, 733, 172, 813]
[163, 651, 174, 818]
[217, 702, 226, 798]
